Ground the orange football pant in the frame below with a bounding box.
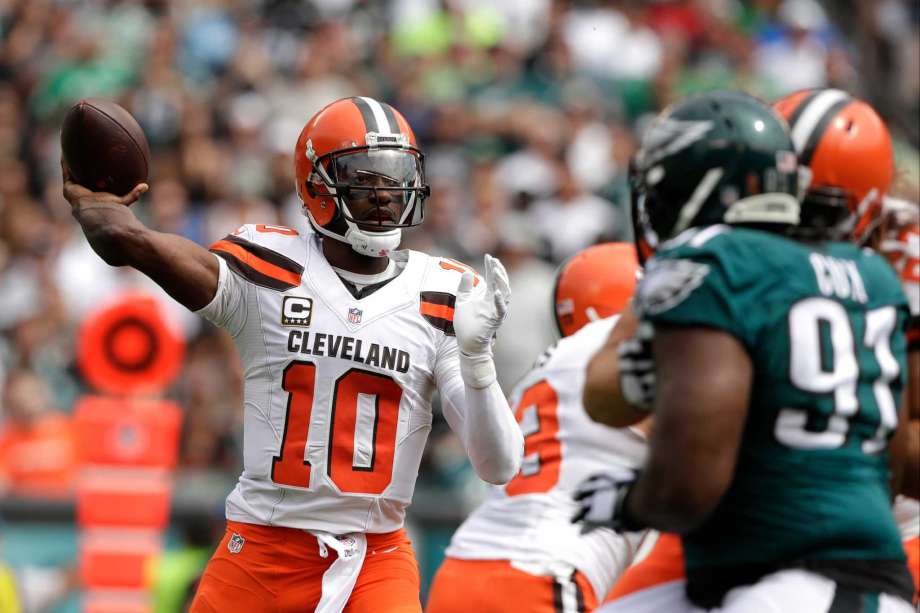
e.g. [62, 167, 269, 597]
[905, 536, 919, 604]
[604, 533, 685, 603]
[189, 520, 421, 613]
[426, 558, 598, 613]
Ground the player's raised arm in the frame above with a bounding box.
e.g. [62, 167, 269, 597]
[63, 172, 219, 312]
[436, 255, 524, 485]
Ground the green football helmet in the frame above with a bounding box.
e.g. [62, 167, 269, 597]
[631, 90, 801, 248]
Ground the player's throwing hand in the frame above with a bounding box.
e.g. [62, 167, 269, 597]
[62, 160, 148, 213]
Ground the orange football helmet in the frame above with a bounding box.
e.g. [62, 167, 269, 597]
[294, 97, 429, 257]
[553, 243, 640, 338]
[773, 88, 894, 244]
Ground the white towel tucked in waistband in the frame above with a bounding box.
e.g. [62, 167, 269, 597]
[311, 531, 368, 613]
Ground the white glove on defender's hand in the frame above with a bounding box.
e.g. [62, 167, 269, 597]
[454, 254, 511, 388]
[572, 470, 638, 534]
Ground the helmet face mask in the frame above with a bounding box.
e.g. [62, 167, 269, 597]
[629, 91, 800, 248]
[773, 88, 894, 245]
[318, 147, 428, 230]
[795, 184, 854, 240]
[295, 97, 431, 257]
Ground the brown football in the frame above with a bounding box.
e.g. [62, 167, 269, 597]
[61, 98, 150, 198]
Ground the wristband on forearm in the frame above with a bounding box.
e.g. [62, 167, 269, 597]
[459, 351, 497, 389]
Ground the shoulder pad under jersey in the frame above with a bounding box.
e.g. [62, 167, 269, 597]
[415, 255, 482, 337]
[209, 224, 306, 291]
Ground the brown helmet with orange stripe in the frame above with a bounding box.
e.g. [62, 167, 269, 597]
[552, 243, 640, 338]
[294, 97, 430, 257]
[773, 88, 894, 245]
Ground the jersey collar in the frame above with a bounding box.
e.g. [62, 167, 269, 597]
[304, 235, 422, 331]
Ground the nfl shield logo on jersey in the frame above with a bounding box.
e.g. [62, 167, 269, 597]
[227, 533, 245, 554]
[348, 307, 363, 324]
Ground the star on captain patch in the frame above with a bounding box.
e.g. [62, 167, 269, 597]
[348, 307, 363, 324]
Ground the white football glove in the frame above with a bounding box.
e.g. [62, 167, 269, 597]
[572, 470, 639, 533]
[617, 322, 656, 411]
[454, 254, 511, 388]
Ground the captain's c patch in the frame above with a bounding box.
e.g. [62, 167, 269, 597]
[282, 296, 313, 327]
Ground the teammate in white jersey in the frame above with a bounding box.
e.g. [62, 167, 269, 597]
[62, 96, 524, 613]
[426, 243, 649, 613]
[879, 200, 919, 601]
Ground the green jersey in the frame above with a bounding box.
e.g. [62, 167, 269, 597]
[636, 225, 912, 604]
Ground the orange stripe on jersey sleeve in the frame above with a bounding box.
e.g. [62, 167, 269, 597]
[420, 302, 455, 321]
[419, 291, 456, 336]
[211, 240, 302, 288]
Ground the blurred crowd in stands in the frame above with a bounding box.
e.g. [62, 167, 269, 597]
[0, 0, 918, 502]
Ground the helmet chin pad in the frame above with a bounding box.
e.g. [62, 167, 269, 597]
[343, 223, 401, 257]
[304, 207, 401, 257]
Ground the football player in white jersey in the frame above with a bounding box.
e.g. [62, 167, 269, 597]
[878, 198, 920, 602]
[62, 96, 524, 613]
[426, 243, 650, 613]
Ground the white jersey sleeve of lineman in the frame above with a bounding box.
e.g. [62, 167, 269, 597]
[446, 317, 650, 601]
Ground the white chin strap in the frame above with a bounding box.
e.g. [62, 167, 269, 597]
[305, 210, 401, 258]
[343, 222, 401, 257]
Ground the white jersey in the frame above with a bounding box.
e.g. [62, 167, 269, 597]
[198, 224, 479, 534]
[446, 317, 648, 599]
[893, 496, 919, 542]
[885, 225, 919, 544]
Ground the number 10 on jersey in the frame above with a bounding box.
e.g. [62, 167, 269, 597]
[272, 361, 404, 494]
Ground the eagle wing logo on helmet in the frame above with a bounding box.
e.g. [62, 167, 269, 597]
[639, 118, 714, 168]
[635, 258, 710, 315]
